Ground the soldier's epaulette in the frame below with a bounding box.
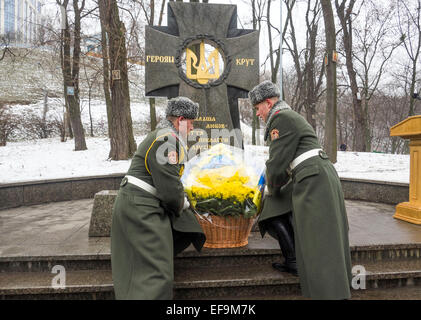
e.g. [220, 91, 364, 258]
[144, 132, 185, 175]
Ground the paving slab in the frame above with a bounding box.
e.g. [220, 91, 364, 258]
[1, 199, 421, 260]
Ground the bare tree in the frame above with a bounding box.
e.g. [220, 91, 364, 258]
[97, 1, 114, 140]
[267, 0, 280, 84]
[321, 0, 338, 163]
[397, 0, 421, 118]
[0, 104, 20, 146]
[335, 0, 367, 151]
[336, 0, 400, 152]
[0, 35, 16, 62]
[98, 0, 137, 160]
[283, 0, 303, 112]
[249, 0, 266, 145]
[370, 90, 408, 153]
[81, 55, 102, 137]
[283, 0, 325, 130]
[137, 0, 168, 131]
[354, 2, 400, 151]
[57, 0, 88, 151]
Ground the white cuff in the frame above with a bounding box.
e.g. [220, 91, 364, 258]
[183, 196, 190, 210]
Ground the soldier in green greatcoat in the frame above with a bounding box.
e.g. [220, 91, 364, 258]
[111, 97, 205, 300]
[249, 81, 352, 300]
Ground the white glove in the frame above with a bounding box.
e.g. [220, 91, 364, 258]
[183, 196, 190, 210]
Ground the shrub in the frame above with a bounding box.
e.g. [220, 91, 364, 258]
[0, 103, 21, 146]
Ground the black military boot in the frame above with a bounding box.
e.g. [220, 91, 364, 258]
[265, 213, 298, 276]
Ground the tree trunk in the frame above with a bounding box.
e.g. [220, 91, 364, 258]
[59, 0, 86, 150]
[252, 0, 257, 145]
[158, 0, 166, 26]
[68, 0, 87, 151]
[322, 0, 337, 163]
[336, 0, 366, 152]
[409, 59, 417, 117]
[98, 0, 113, 139]
[59, 15, 73, 139]
[363, 96, 371, 151]
[62, 111, 68, 142]
[303, 0, 323, 132]
[100, 0, 137, 160]
[42, 90, 48, 138]
[267, 0, 278, 84]
[148, 1, 158, 130]
[149, 98, 157, 130]
[0, 126, 6, 146]
[337, 111, 343, 147]
[89, 87, 93, 137]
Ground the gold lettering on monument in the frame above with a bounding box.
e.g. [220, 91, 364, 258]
[146, 55, 175, 63]
[206, 123, 226, 129]
[186, 40, 220, 84]
[236, 58, 255, 66]
[198, 137, 229, 143]
[195, 117, 216, 122]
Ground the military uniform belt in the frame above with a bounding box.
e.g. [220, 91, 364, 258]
[289, 148, 323, 170]
[123, 175, 158, 197]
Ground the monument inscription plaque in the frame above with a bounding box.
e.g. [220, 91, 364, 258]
[145, 2, 259, 151]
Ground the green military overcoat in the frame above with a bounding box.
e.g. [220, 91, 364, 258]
[257, 181, 292, 237]
[111, 125, 205, 300]
[264, 103, 353, 300]
[257, 104, 293, 237]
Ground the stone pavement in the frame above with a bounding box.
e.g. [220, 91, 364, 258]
[1, 199, 421, 258]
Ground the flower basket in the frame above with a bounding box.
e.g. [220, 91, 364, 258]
[182, 144, 266, 249]
[195, 213, 256, 248]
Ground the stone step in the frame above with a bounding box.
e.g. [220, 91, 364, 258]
[207, 285, 421, 300]
[2, 239, 421, 273]
[174, 259, 421, 299]
[0, 254, 111, 273]
[2, 230, 421, 273]
[0, 269, 114, 300]
[1, 259, 421, 300]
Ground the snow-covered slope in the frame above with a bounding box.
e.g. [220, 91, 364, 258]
[0, 135, 409, 185]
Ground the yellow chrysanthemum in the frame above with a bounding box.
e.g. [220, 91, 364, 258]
[186, 169, 256, 202]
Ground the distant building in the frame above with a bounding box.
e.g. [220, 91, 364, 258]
[0, 0, 42, 44]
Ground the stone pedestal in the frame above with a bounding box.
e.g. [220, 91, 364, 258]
[88, 190, 118, 237]
[390, 115, 421, 224]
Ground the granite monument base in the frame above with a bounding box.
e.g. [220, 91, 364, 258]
[88, 190, 118, 237]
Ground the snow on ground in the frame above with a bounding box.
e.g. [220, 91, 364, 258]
[0, 136, 409, 185]
[0, 136, 142, 184]
[1, 98, 410, 185]
[334, 151, 409, 183]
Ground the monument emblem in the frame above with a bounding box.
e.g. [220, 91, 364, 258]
[145, 2, 259, 151]
[185, 40, 222, 84]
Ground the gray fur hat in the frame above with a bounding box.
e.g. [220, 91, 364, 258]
[248, 80, 280, 106]
[166, 96, 199, 119]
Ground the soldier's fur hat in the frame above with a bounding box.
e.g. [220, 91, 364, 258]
[166, 96, 199, 119]
[248, 80, 280, 106]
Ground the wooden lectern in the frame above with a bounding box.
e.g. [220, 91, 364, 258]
[390, 115, 421, 224]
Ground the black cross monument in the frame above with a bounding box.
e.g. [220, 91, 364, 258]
[145, 2, 259, 151]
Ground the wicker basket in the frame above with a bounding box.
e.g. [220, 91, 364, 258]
[195, 213, 255, 248]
